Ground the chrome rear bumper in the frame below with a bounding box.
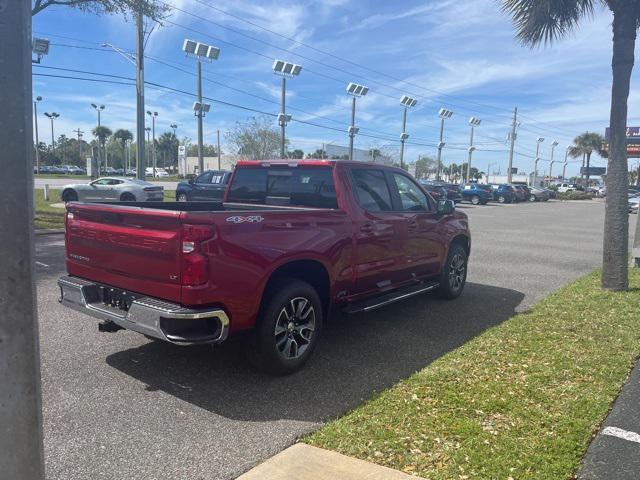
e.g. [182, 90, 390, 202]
[58, 275, 229, 345]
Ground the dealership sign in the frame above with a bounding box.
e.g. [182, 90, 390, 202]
[603, 127, 640, 158]
[580, 166, 606, 176]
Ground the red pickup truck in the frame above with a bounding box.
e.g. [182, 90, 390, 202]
[58, 160, 470, 374]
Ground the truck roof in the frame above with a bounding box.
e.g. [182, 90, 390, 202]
[235, 159, 402, 169]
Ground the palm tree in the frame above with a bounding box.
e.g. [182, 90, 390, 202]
[113, 129, 133, 169]
[501, 0, 639, 291]
[568, 132, 605, 185]
[156, 131, 178, 168]
[92, 126, 112, 170]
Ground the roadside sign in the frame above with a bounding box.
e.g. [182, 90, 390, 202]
[580, 167, 606, 176]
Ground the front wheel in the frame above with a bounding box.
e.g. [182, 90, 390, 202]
[246, 278, 323, 375]
[471, 195, 480, 205]
[437, 244, 468, 300]
[177, 192, 188, 202]
[529, 194, 536, 202]
[498, 195, 506, 203]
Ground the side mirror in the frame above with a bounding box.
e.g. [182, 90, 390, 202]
[188, 177, 195, 184]
[437, 199, 455, 215]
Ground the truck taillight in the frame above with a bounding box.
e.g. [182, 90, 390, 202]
[181, 224, 214, 286]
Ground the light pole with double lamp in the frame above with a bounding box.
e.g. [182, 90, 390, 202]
[44, 112, 59, 160]
[399, 95, 417, 170]
[272, 59, 302, 158]
[436, 108, 454, 181]
[183, 39, 219, 173]
[467, 117, 481, 183]
[345, 82, 369, 162]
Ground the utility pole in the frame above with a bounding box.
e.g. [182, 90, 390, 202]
[33, 96, 42, 173]
[507, 107, 518, 184]
[217, 129, 221, 170]
[136, 11, 146, 181]
[0, 2, 45, 478]
[73, 128, 84, 162]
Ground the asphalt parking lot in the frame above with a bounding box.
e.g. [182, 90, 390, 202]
[35, 199, 636, 480]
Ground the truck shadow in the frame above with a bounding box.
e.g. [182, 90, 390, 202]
[106, 282, 524, 423]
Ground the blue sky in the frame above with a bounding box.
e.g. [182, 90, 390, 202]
[32, 0, 640, 176]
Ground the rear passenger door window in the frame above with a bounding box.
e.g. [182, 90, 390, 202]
[351, 169, 392, 211]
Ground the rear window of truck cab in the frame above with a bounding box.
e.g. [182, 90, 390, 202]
[227, 166, 338, 209]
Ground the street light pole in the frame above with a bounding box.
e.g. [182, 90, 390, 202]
[398, 95, 417, 170]
[91, 103, 105, 172]
[467, 117, 481, 182]
[507, 107, 518, 184]
[436, 108, 453, 182]
[145, 127, 151, 173]
[196, 59, 204, 171]
[281, 76, 287, 158]
[533, 137, 545, 187]
[0, 2, 45, 477]
[548, 141, 558, 187]
[272, 60, 302, 159]
[146, 111, 158, 174]
[33, 96, 42, 173]
[44, 112, 59, 160]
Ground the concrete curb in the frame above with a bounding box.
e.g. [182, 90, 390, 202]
[236, 443, 423, 480]
[34, 229, 64, 236]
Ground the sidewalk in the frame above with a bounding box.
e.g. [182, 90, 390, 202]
[237, 443, 421, 480]
[578, 359, 640, 479]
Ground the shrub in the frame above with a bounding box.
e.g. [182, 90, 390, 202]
[557, 191, 593, 200]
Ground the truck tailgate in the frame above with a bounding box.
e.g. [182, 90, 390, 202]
[65, 203, 183, 302]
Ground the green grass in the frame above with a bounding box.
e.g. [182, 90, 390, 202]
[33, 189, 177, 230]
[307, 270, 640, 479]
[34, 188, 65, 230]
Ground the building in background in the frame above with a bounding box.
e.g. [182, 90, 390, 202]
[180, 155, 239, 175]
[324, 144, 394, 165]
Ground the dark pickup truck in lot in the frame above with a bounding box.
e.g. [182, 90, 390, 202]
[58, 160, 471, 374]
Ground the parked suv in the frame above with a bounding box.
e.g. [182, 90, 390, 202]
[489, 184, 515, 203]
[461, 183, 493, 205]
[176, 170, 232, 201]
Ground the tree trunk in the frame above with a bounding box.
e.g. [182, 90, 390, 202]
[602, 8, 635, 291]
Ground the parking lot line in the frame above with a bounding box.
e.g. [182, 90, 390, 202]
[602, 427, 640, 444]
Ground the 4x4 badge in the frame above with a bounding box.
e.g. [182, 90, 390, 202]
[226, 215, 264, 224]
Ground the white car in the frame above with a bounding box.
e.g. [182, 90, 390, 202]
[629, 195, 640, 214]
[145, 167, 170, 178]
[557, 183, 577, 193]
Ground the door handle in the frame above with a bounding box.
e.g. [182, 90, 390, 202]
[407, 219, 418, 229]
[360, 223, 374, 234]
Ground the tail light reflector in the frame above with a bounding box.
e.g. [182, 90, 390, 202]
[181, 224, 214, 286]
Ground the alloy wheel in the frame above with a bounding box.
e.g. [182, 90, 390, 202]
[274, 297, 316, 360]
[448, 253, 466, 292]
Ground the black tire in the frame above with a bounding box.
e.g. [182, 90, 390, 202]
[529, 194, 536, 202]
[471, 195, 480, 205]
[62, 189, 78, 202]
[120, 192, 136, 202]
[246, 278, 323, 375]
[177, 192, 189, 202]
[498, 195, 506, 203]
[437, 243, 468, 300]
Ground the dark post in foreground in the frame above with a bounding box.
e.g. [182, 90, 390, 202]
[0, 1, 45, 478]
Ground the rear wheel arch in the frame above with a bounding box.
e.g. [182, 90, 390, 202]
[260, 259, 331, 318]
[450, 234, 470, 258]
[120, 192, 136, 201]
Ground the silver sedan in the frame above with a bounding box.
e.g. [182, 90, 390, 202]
[60, 177, 164, 202]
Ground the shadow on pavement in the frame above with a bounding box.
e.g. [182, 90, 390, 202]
[106, 282, 524, 423]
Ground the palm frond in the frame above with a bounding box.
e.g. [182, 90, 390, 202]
[501, 0, 599, 47]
